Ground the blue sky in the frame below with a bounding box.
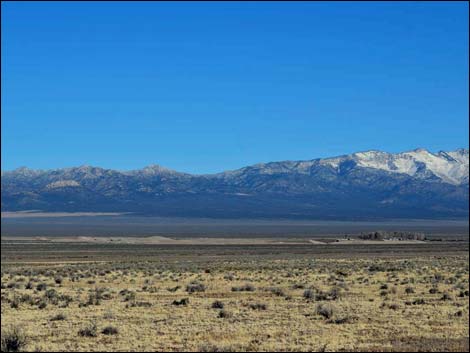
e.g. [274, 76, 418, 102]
[1, 1, 468, 174]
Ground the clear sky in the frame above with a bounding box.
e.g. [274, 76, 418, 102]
[1, 1, 468, 174]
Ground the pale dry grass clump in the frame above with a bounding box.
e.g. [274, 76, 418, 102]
[78, 322, 98, 338]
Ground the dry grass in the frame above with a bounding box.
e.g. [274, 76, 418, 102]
[1, 244, 468, 352]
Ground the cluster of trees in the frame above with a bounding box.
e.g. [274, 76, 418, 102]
[358, 231, 426, 241]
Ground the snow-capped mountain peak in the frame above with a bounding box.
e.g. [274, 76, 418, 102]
[216, 148, 469, 185]
[339, 148, 469, 185]
[1, 147, 468, 219]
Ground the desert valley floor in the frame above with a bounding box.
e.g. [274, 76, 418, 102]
[1, 215, 469, 352]
[1, 216, 469, 352]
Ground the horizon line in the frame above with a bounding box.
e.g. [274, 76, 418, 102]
[2, 146, 468, 176]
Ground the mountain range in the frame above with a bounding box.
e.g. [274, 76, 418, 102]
[1, 148, 468, 220]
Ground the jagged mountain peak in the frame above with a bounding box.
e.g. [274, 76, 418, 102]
[409, 147, 429, 153]
[64, 165, 103, 172]
[2, 147, 468, 184]
[1, 147, 468, 219]
[3, 166, 44, 177]
[59, 165, 110, 179]
[321, 148, 469, 185]
[212, 148, 469, 184]
[127, 164, 185, 177]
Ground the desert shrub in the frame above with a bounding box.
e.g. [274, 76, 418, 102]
[315, 303, 335, 319]
[211, 300, 224, 309]
[18, 294, 32, 305]
[314, 291, 329, 301]
[78, 322, 98, 337]
[218, 310, 233, 319]
[327, 287, 342, 300]
[405, 286, 415, 294]
[269, 287, 286, 297]
[86, 292, 101, 306]
[172, 298, 189, 306]
[368, 264, 385, 272]
[10, 297, 19, 309]
[101, 326, 119, 335]
[432, 273, 444, 283]
[36, 283, 47, 291]
[315, 303, 352, 324]
[120, 290, 136, 302]
[292, 283, 305, 289]
[126, 301, 152, 308]
[329, 315, 352, 324]
[87, 288, 112, 305]
[224, 274, 235, 281]
[57, 294, 73, 308]
[441, 292, 452, 301]
[186, 282, 206, 293]
[1, 326, 27, 352]
[231, 284, 255, 292]
[50, 313, 67, 321]
[303, 287, 339, 301]
[412, 298, 426, 305]
[142, 286, 158, 293]
[166, 285, 181, 292]
[44, 289, 58, 301]
[303, 289, 315, 300]
[249, 303, 267, 311]
[6, 282, 20, 289]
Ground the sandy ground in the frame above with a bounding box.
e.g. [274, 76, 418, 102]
[1, 211, 127, 218]
[0, 235, 310, 245]
[0, 235, 428, 245]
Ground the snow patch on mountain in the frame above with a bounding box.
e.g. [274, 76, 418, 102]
[2, 148, 468, 185]
[46, 180, 80, 189]
[320, 148, 469, 185]
[127, 164, 185, 177]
